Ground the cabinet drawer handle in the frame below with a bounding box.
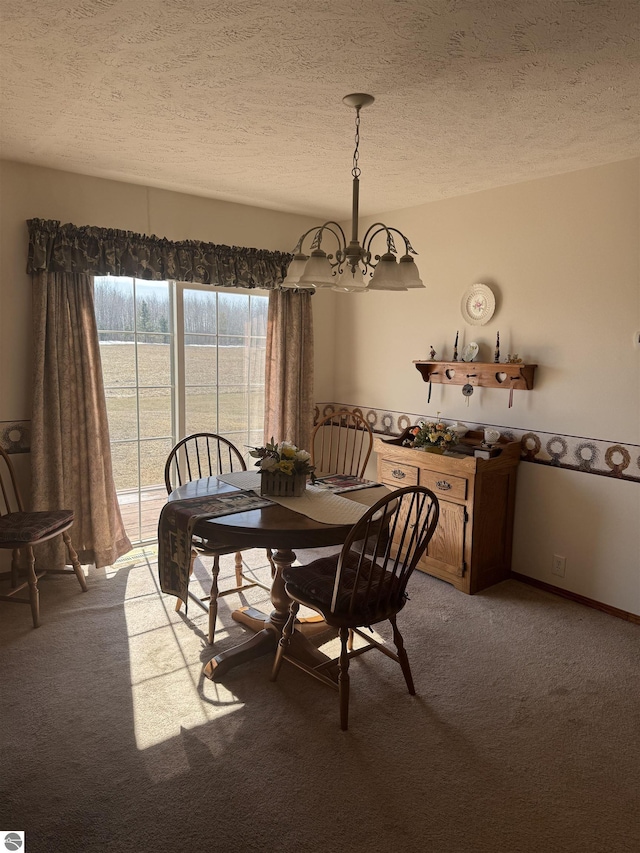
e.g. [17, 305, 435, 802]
[391, 469, 406, 479]
[436, 480, 452, 490]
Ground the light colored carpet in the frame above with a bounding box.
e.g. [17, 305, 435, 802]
[1, 548, 638, 853]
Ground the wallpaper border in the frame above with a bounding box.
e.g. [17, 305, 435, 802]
[5, 411, 639, 483]
[0, 421, 31, 454]
[315, 403, 640, 485]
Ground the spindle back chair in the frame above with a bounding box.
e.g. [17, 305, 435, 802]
[311, 409, 373, 479]
[164, 433, 271, 644]
[271, 485, 440, 729]
[0, 446, 87, 628]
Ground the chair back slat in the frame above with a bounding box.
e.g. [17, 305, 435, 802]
[0, 446, 23, 515]
[332, 486, 440, 618]
[164, 433, 247, 493]
[312, 409, 373, 478]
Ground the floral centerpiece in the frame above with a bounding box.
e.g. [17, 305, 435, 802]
[249, 439, 315, 496]
[406, 420, 457, 453]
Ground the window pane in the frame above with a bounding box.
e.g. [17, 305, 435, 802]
[249, 388, 265, 434]
[105, 389, 137, 441]
[218, 292, 249, 335]
[110, 441, 140, 491]
[137, 339, 171, 387]
[135, 281, 169, 338]
[249, 429, 264, 450]
[94, 276, 134, 333]
[250, 296, 268, 336]
[99, 335, 136, 386]
[185, 386, 217, 435]
[219, 386, 248, 432]
[139, 388, 172, 439]
[184, 290, 216, 334]
[185, 336, 217, 384]
[249, 340, 265, 384]
[139, 438, 174, 488]
[219, 343, 248, 384]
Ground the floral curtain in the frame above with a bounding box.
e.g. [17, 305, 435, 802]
[27, 219, 291, 288]
[264, 289, 315, 452]
[31, 271, 132, 568]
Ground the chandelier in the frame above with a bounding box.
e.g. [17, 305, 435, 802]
[282, 93, 424, 293]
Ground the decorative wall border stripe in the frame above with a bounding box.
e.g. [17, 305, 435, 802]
[315, 403, 640, 484]
[0, 421, 31, 454]
[6, 410, 639, 483]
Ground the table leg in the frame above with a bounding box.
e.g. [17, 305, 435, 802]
[231, 549, 330, 638]
[203, 548, 295, 681]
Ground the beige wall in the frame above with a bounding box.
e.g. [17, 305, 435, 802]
[331, 158, 640, 614]
[1, 158, 638, 615]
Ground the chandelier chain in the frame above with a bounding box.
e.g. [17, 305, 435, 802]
[352, 107, 361, 179]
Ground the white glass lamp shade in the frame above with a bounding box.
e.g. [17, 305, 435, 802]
[368, 252, 408, 291]
[297, 249, 336, 288]
[398, 254, 425, 289]
[333, 264, 368, 292]
[282, 253, 310, 288]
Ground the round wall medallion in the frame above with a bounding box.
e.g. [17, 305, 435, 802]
[461, 283, 496, 326]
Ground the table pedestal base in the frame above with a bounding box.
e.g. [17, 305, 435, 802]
[203, 548, 335, 682]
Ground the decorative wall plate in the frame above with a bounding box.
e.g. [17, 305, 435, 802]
[461, 283, 495, 326]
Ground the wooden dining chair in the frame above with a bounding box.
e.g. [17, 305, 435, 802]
[164, 432, 271, 644]
[271, 485, 440, 730]
[0, 445, 87, 629]
[311, 409, 374, 478]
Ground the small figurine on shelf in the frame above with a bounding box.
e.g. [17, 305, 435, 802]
[494, 331, 500, 364]
[429, 346, 436, 360]
[506, 353, 523, 364]
[452, 331, 459, 362]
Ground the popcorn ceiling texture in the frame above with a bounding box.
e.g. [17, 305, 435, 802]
[1, 0, 638, 218]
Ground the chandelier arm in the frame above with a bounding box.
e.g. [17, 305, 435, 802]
[362, 224, 417, 259]
[306, 221, 348, 256]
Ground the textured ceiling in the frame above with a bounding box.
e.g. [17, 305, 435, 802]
[1, 0, 639, 219]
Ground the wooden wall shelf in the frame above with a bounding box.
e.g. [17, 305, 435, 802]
[413, 360, 536, 391]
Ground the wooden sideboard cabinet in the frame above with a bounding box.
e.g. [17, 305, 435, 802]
[374, 430, 521, 594]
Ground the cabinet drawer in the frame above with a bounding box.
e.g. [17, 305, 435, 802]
[420, 469, 468, 501]
[380, 459, 419, 487]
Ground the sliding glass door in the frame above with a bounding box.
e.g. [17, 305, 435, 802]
[94, 277, 268, 544]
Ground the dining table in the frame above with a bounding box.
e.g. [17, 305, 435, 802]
[162, 471, 389, 682]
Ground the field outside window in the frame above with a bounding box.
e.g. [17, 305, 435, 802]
[95, 276, 268, 544]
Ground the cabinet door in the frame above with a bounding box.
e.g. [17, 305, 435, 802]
[421, 500, 466, 578]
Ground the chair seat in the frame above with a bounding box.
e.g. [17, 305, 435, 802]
[0, 509, 74, 543]
[193, 538, 244, 559]
[283, 551, 407, 627]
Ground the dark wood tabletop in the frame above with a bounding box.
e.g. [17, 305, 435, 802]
[169, 475, 389, 551]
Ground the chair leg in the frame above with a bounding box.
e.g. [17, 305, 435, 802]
[390, 615, 415, 695]
[176, 548, 197, 613]
[234, 550, 244, 587]
[62, 531, 87, 592]
[25, 546, 40, 629]
[267, 548, 276, 579]
[271, 600, 299, 681]
[11, 549, 20, 588]
[208, 556, 221, 645]
[338, 626, 351, 731]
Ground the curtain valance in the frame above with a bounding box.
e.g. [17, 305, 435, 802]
[26, 218, 292, 289]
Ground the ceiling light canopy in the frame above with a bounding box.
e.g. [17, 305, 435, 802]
[282, 94, 424, 293]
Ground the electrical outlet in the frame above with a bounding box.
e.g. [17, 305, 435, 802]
[552, 554, 566, 577]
